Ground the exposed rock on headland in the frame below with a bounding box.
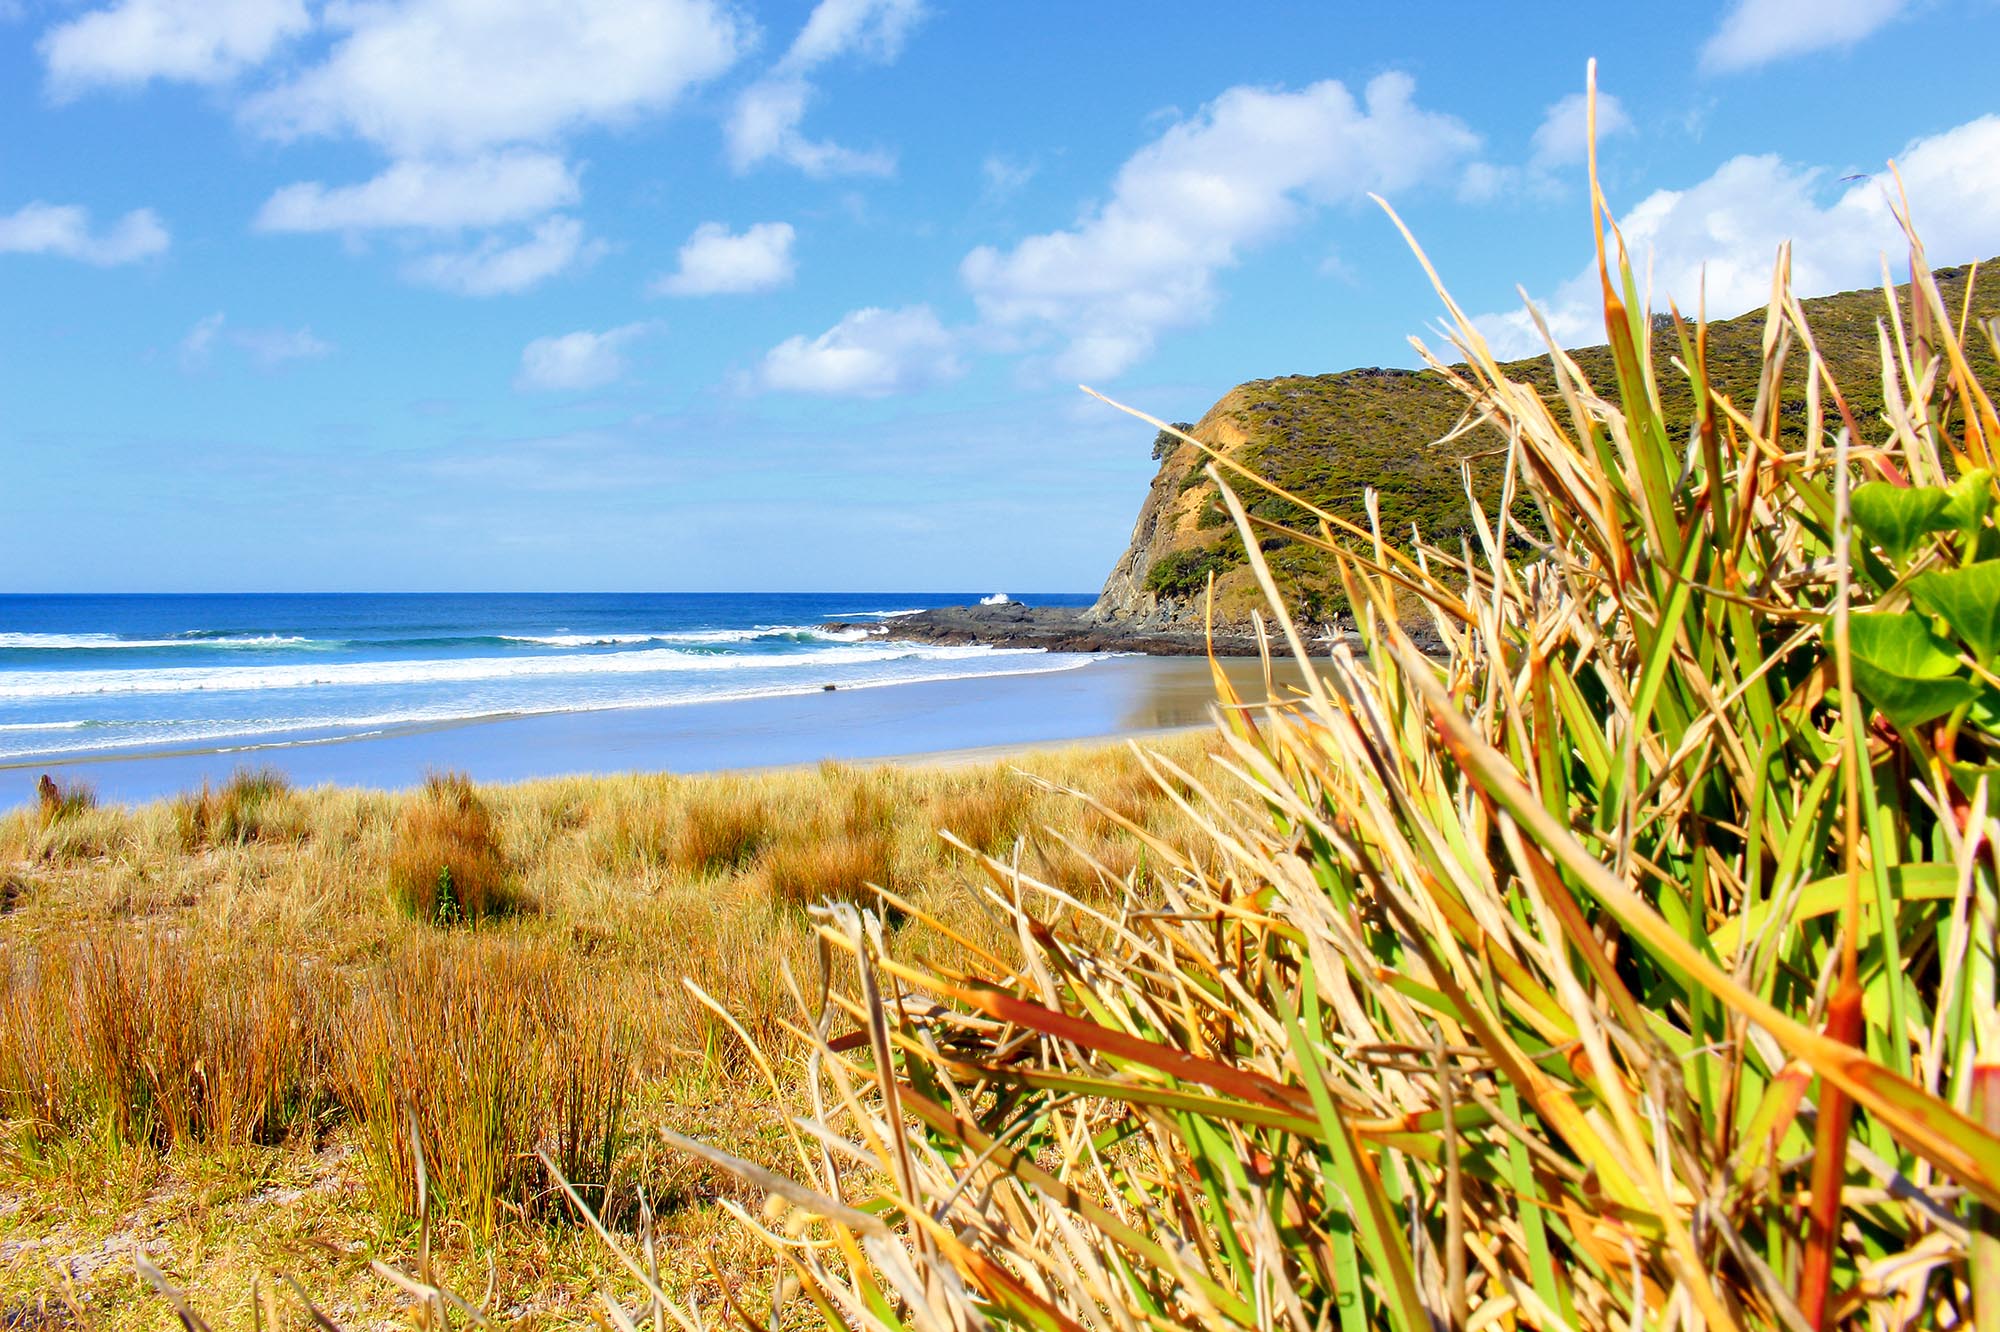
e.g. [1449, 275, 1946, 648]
[821, 602, 1265, 656]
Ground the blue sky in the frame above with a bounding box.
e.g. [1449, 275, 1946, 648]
[4, 0, 1999, 593]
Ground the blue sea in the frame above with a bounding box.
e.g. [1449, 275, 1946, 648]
[0, 593, 1103, 784]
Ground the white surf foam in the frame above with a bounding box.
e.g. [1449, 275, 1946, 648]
[0, 640, 1046, 701]
[0, 653, 1106, 760]
[499, 625, 856, 647]
[0, 632, 310, 650]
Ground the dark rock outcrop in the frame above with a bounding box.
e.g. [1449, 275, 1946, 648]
[823, 603, 1264, 656]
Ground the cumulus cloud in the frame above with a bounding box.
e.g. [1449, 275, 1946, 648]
[179, 311, 333, 371]
[960, 73, 1478, 379]
[0, 201, 169, 264]
[405, 216, 599, 296]
[255, 153, 580, 232]
[760, 304, 960, 396]
[653, 220, 796, 296]
[1702, 0, 1908, 72]
[41, 0, 309, 95]
[516, 323, 650, 392]
[243, 0, 744, 158]
[725, 0, 923, 177]
[1472, 115, 2000, 357]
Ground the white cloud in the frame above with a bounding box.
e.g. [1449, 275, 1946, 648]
[41, 0, 308, 95]
[517, 323, 650, 392]
[653, 220, 795, 296]
[179, 311, 333, 370]
[1702, 0, 1908, 72]
[255, 153, 580, 232]
[760, 304, 960, 396]
[1459, 91, 1633, 203]
[405, 216, 597, 296]
[781, 0, 924, 71]
[0, 201, 169, 264]
[1472, 115, 2000, 357]
[1529, 92, 1632, 170]
[725, 0, 923, 177]
[243, 0, 744, 157]
[961, 73, 1478, 379]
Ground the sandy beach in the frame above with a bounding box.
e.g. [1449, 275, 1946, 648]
[9, 654, 1305, 806]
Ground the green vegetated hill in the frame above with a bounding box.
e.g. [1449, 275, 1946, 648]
[1090, 260, 2000, 629]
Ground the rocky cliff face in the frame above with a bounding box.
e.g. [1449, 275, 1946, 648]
[1084, 390, 1264, 630]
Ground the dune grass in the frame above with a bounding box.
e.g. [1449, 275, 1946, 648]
[0, 733, 1220, 1326]
[607, 107, 2000, 1331]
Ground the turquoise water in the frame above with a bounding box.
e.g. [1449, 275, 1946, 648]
[0, 592, 1099, 770]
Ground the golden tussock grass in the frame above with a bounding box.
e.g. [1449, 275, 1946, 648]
[333, 934, 629, 1237]
[169, 766, 301, 850]
[0, 729, 1221, 1325]
[385, 770, 509, 922]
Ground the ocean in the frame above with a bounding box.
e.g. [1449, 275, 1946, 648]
[0, 593, 1109, 790]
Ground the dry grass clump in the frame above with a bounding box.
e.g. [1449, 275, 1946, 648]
[334, 935, 628, 1237]
[927, 778, 1031, 854]
[0, 932, 321, 1152]
[34, 773, 95, 825]
[669, 788, 770, 872]
[650, 124, 2000, 1329]
[750, 827, 894, 909]
[169, 766, 300, 848]
[385, 770, 509, 922]
[595, 778, 771, 879]
[746, 764, 909, 908]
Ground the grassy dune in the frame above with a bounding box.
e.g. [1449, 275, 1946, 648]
[0, 733, 1220, 1327]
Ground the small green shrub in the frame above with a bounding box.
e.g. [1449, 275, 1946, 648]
[1143, 545, 1228, 599]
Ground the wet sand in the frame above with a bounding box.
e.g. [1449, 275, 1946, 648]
[13, 655, 1309, 806]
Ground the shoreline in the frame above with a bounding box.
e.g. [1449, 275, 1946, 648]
[7, 655, 1300, 809]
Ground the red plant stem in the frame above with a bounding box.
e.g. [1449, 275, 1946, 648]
[1800, 979, 1864, 1328]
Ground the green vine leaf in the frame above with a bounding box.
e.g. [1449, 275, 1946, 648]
[1940, 468, 1996, 540]
[1851, 482, 1950, 566]
[1846, 611, 1979, 727]
[1909, 562, 2000, 665]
